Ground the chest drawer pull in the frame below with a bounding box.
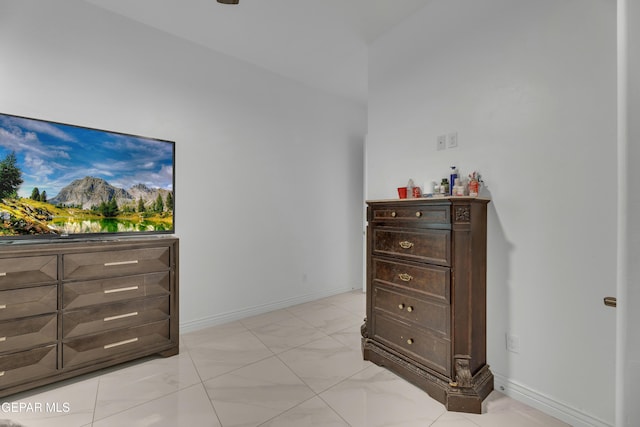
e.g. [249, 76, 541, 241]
[399, 241, 414, 249]
[407, 338, 414, 345]
[406, 306, 414, 313]
[398, 273, 413, 282]
[0, 371, 4, 377]
[391, 211, 397, 217]
[104, 260, 139, 267]
[0, 305, 5, 310]
[0, 337, 5, 342]
[0, 272, 6, 277]
[104, 337, 138, 349]
[104, 312, 139, 322]
[398, 303, 405, 310]
[104, 286, 139, 294]
[416, 211, 422, 217]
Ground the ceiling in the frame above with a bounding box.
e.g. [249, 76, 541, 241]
[83, 0, 429, 106]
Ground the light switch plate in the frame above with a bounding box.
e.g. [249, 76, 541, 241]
[447, 132, 458, 148]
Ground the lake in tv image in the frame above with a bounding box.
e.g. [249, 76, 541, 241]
[0, 113, 175, 238]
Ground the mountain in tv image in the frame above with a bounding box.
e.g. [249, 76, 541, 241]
[0, 175, 174, 236]
[50, 176, 173, 211]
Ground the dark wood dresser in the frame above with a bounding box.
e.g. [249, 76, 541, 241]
[0, 237, 179, 398]
[362, 198, 492, 413]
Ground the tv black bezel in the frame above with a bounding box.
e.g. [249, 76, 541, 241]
[0, 112, 176, 242]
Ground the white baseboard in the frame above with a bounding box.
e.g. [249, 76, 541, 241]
[179, 286, 359, 334]
[493, 373, 613, 427]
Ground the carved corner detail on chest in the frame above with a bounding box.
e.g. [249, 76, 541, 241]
[454, 206, 471, 223]
[453, 355, 473, 388]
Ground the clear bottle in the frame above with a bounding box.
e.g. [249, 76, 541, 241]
[407, 179, 414, 198]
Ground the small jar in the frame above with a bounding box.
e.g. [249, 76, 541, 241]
[440, 179, 449, 195]
[453, 178, 464, 196]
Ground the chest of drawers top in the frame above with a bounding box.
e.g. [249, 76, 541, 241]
[367, 197, 489, 228]
[0, 237, 176, 253]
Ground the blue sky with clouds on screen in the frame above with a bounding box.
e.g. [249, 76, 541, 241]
[0, 114, 174, 199]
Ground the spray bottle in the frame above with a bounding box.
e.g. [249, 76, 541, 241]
[449, 166, 458, 196]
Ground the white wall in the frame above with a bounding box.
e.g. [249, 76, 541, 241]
[0, 0, 366, 330]
[367, 1, 616, 426]
[618, 1, 640, 425]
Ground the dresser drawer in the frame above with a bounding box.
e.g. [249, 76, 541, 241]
[0, 315, 57, 354]
[371, 205, 450, 225]
[373, 314, 450, 376]
[372, 228, 451, 266]
[63, 247, 171, 280]
[62, 320, 170, 368]
[63, 272, 170, 309]
[63, 296, 170, 339]
[0, 256, 57, 290]
[0, 345, 57, 389]
[372, 258, 449, 304]
[373, 286, 450, 337]
[0, 285, 57, 321]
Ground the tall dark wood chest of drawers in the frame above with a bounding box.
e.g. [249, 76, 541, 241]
[0, 237, 179, 398]
[362, 198, 492, 413]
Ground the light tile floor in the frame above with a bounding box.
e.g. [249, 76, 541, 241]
[0, 290, 569, 427]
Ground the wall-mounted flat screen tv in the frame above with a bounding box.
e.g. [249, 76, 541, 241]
[0, 112, 175, 240]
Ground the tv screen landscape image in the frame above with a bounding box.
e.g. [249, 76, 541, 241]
[0, 113, 175, 239]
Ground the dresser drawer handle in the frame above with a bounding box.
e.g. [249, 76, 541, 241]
[104, 286, 139, 294]
[415, 211, 422, 217]
[398, 273, 413, 282]
[104, 312, 138, 322]
[390, 211, 397, 217]
[0, 305, 5, 310]
[0, 371, 4, 377]
[407, 338, 414, 345]
[399, 241, 414, 249]
[104, 260, 139, 267]
[0, 272, 6, 277]
[406, 306, 414, 313]
[104, 337, 138, 349]
[0, 337, 5, 342]
[398, 303, 405, 310]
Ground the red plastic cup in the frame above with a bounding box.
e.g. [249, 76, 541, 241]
[397, 187, 408, 199]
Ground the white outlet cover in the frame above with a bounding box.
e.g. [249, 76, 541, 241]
[506, 333, 520, 353]
[437, 135, 446, 151]
[447, 132, 458, 148]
